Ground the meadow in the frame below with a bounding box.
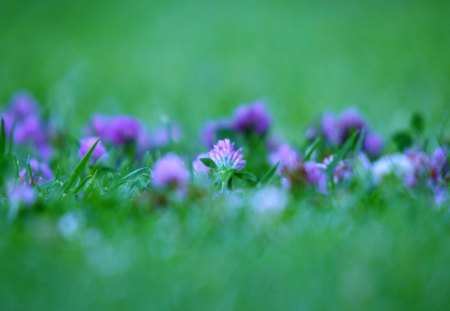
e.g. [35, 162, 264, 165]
[0, 0, 449, 310]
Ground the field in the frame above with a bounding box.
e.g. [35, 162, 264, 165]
[0, 0, 449, 310]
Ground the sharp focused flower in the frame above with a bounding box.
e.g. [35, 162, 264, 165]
[209, 139, 246, 171]
[79, 137, 107, 163]
[151, 153, 190, 190]
[7, 182, 36, 206]
[232, 101, 271, 135]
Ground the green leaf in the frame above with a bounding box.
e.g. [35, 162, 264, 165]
[354, 127, 366, 154]
[325, 130, 359, 178]
[200, 158, 217, 169]
[26, 157, 36, 187]
[112, 167, 148, 189]
[63, 138, 100, 193]
[235, 171, 258, 184]
[258, 162, 280, 186]
[0, 118, 5, 158]
[392, 131, 413, 151]
[304, 137, 322, 161]
[410, 112, 425, 134]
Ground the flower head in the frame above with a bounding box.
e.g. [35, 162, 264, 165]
[269, 143, 301, 173]
[89, 115, 142, 146]
[209, 139, 246, 171]
[232, 101, 271, 135]
[151, 153, 190, 190]
[8, 92, 39, 120]
[364, 132, 384, 158]
[79, 137, 107, 163]
[7, 182, 36, 207]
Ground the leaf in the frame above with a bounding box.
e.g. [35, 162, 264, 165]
[26, 158, 36, 187]
[235, 171, 258, 184]
[112, 167, 148, 189]
[63, 138, 100, 193]
[304, 137, 321, 161]
[410, 112, 425, 134]
[325, 130, 359, 178]
[0, 118, 5, 158]
[392, 131, 413, 151]
[258, 162, 280, 186]
[354, 127, 366, 154]
[200, 158, 217, 169]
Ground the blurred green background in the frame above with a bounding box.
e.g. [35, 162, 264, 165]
[1, 0, 449, 140]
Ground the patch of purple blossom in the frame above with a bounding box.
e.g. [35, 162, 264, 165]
[88, 115, 143, 146]
[201, 119, 232, 148]
[151, 153, 190, 191]
[310, 108, 384, 158]
[7, 182, 36, 207]
[232, 101, 271, 136]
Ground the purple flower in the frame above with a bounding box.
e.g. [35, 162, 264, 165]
[232, 101, 271, 135]
[339, 108, 366, 140]
[209, 139, 246, 171]
[323, 155, 352, 184]
[19, 158, 54, 185]
[89, 115, 142, 146]
[304, 162, 327, 193]
[13, 116, 47, 144]
[79, 137, 107, 163]
[7, 182, 36, 206]
[107, 116, 142, 145]
[201, 119, 232, 148]
[269, 144, 301, 172]
[8, 92, 39, 120]
[151, 153, 190, 190]
[321, 113, 342, 146]
[429, 147, 449, 184]
[192, 153, 210, 175]
[364, 132, 384, 158]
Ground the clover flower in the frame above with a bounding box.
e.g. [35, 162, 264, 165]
[339, 108, 366, 140]
[363, 132, 384, 158]
[269, 143, 302, 173]
[232, 101, 271, 135]
[79, 137, 107, 163]
[209, 139, 246, 171]
[151, 153, 190, 190]
[89, 115, 142, 146]
[7, 182, 36, 207]
[8, 91, 39, 120]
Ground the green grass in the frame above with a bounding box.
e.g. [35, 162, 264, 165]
[0, 0, 449, 310]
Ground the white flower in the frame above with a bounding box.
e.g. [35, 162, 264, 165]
[371, 153, 414, 183]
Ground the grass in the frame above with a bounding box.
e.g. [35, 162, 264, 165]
[0, 0, 449, 310]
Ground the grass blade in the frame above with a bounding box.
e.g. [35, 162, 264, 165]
[63, 138, 99, 193]
[0, 118, 5, 158]
[258, 162, 280, 186]
[304, 137, 322, 161]
[112, 167, 148, 189]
